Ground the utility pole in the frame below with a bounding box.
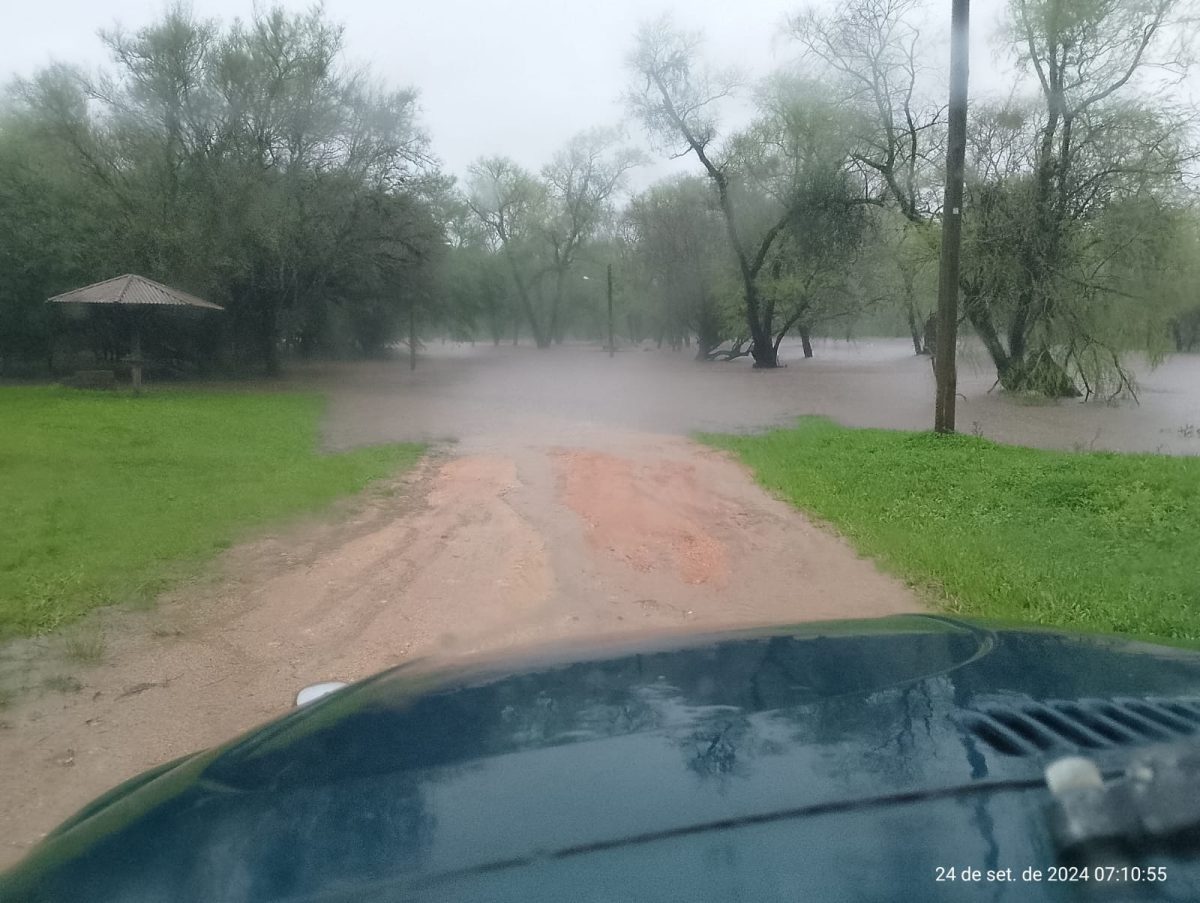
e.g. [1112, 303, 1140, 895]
[607, 263, 614, 358]
[409, 298, 416, 371]
[934, 0, 970, 433]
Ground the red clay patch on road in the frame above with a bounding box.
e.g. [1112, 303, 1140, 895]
[553, 450, 728, 587]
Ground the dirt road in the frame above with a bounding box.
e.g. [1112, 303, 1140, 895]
[0, 357, 924, 866]
[7, 339, 1194, 865]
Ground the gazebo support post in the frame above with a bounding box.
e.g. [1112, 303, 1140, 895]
[130, 321, 143, 394]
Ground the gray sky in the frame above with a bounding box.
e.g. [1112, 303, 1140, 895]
[0, 0, 1041, 188]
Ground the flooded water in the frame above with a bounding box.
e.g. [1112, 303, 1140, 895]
[300, 338, 1200, 456]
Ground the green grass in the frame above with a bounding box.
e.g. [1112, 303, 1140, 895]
[704, 417, 1200, 645]
[0, 387, 423, 638]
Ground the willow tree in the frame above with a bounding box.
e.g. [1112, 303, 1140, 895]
[467, 131, 639, 348]
[624, 176, 732, 357]
[961, 0, 1198, 395]
[735, 75, 876, 359]
[626, 19, 794, 367]
[789, 0, 944, 226]
[627, 21, 874, 367]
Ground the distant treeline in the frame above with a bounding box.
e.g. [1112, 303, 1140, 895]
[0, 6, 445, 376]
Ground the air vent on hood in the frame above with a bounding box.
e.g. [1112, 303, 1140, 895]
[964, 698, 1200, 758]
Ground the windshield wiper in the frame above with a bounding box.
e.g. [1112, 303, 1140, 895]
[1048, 741, 1200, 853]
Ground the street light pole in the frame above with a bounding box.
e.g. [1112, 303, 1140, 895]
[607, 263, 614, 358]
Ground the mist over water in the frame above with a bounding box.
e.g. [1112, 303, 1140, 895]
[302, 340, 1200, 456]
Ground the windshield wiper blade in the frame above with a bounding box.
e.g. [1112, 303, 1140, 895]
[1048, 741, 1200, 852]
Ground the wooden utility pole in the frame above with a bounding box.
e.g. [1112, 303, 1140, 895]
[607, 263, 615, 358]
[934, 0, 970, 433]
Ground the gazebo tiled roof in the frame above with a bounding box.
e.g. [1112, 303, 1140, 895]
[47, 274, 223, 310]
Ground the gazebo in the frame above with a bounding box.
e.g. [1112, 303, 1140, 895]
[47, 274, 224, 391]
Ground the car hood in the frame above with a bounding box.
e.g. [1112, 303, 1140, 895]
[5, 615, 1200, 902]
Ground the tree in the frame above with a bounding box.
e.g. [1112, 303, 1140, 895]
[467, 131, 638, 349]
[623, 175, 732, 357]
[735, 74, 876, 359]
[789, 0, 944, 225]
[0, 77, 120, 374]
[959, 0, 1198, 395]
[627, 22, 872, 367]
[540, 130, 642, 344]
[437, 193, 518, 344]
[466, 157, 554, 347]
[866, 212, 939, 354]
[627, 19, 788, 367]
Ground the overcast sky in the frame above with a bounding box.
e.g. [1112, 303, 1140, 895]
[0, 0, 1048, 188]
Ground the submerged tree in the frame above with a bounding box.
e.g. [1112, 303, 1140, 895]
[466, 130, 638, 348]
[627, 22, 873, 366]
[961, 0, 1198, 396]
[626, 19, 791, 367]
[735, 74, 876, 359]
[624, 175, 732, 357]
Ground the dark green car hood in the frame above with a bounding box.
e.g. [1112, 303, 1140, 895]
[5, 615, 1200, 902]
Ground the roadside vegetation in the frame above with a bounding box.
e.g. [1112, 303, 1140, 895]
[706, 418, 1200, 645]
[0, 388, 423, 638]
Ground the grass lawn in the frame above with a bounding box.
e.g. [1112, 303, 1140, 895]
[0, 387, 423, 638]
[704, 417, 1200, 646]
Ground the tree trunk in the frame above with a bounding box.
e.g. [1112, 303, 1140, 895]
[547, 269, 565, 348]
[799, 327, 813, 359]
[923, 313, 937, 359]
[501, 248, 548, 348]
[961, 291, 1010, 376]
[260, 300, 281, 377]
[1001, 348, 1082, 397]
[907, 302, 925, 354]
[710, 174, 777, 368]
[751, 294, 779, 368]
[695, 304, 721, 361]
[607, 263, 615, 357]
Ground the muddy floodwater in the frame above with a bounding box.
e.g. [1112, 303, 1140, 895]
[306, 337, 1200, 456]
